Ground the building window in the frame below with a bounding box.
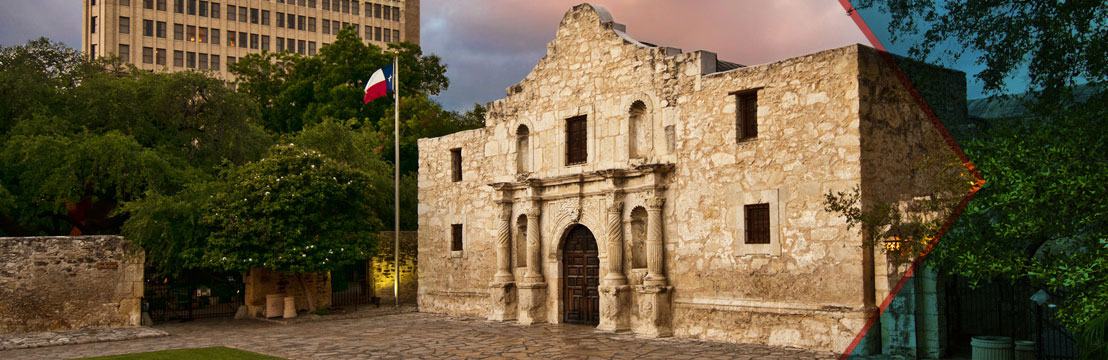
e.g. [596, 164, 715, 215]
[211, 29, 220, 45]
[198, 53, 208, 70]
[119, 17, 130, 34]
[308, 41, 316, 56]
[174, 0, 183, 13]
[383, 29, 391, 43]
[90, 16, 97, 34]
[238, 7, 247, 22]
[744, 203, 770, 244]
[210, 54, 220, 71]
[198, 27, 208, 43]
[374, 4, 381, 18]
[226, 5, 235, 21]
[298, 15, 306, 31]
[118, 44, 130, 63]
[157, 0, 166, 11]
[450, 148, 462, 182]
[144, 0, 153, 9]
[323, 0, 330, 10]
[262, 35, 270, 51]
[173, 50, 184, 67]
[239, 32, 248, 48]
[735, 89, 759, 141]
[226, 31, 235, 47]
[187, 0, 196, 15]
[250, 8, 259, 24]
[565, 115, 587, 165]
[198, 0, 208, 16]
[374, 26, 381, 41]
[277, 37, 285, 51]
[156, 48, 166, 65]
[89, 44, 97, 60]
[351, 1, 359, 15]
[451, 224, 463, 252]
[143, 20, 154, 36]
[186, 25, 196, 42]
[173, 23, 183, 40]
[156, 21, 166, 38]
[121, 0, 130, 6]
[393, 29, 400, 42]
[186, 51, 196, 68]
[297, 40, 305, 54]
[322, 19, 330, 34]
[308, 17, 316, 32]
[142, 47, 154, 64]
[211, 2, 220, 18]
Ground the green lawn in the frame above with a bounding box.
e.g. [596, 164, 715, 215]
[83, 347, 283, 360]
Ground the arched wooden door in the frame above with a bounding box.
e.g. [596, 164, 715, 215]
[562, 224, 600, 325]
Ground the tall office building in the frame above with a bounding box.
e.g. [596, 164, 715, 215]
[82, 0, 420, 77]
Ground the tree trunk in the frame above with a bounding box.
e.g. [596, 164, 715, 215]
[295, 273, 319, 312]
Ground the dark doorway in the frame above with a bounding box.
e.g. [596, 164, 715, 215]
[562, 224, 600, 325]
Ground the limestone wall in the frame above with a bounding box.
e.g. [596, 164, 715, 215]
[417, 4, 965, 354]
[244, 269, 331, 316]
[0, 236, 143, 333]
[372, 231, 418, 305]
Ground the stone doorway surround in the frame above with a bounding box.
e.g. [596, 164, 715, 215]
[487, 163, 674, 337]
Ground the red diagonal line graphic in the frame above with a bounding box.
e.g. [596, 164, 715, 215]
[837, 1, 986, 358]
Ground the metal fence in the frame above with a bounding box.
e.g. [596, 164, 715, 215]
[144, 271, 244, 323]
[330, 261, 379, 310]
[946, 277, 1077, 359]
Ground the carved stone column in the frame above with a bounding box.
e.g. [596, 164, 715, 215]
[488, 198, 516, 321]
[643, 196, 667, 286]
[518, 199, 547, 325]
[524, 207, 544, 283]
[634, 284, 673, 337]
[598, 198, 630, 331]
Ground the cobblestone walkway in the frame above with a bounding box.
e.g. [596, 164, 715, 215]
[0, 312, 837, 359]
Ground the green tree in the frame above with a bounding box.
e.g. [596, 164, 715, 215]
[202, 144, 383, 310]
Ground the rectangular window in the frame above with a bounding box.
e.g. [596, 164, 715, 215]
[239, 32, 248, 49]
[157, 0, 166, 11]
[174, 23, 184, 40]
[119, 17, 130, 34]
[228, 56, 237, 66]
[393, 6, 400, 21]
[393, 29, 400, 42]
[211, 2, 220, 18]
[374, 4, 381, 18]
[451, 148, 462, 182]
[199, 27, 209, 43]
[142, 46, 154, 64]
[323, 0, 330, 11]
[143, 19, 154, 36]
[277, 12, 285, 27]
[156, 21, 166, 38]
[322, 18, 330, 34]
[364, 2, 370, 17]
[735, 90, 759, 141]
[308, 0, 316, 8]
[174, 0, 184, 13]
[198, 53, 208, 70]
[156, 48, 166, 65]
[383, 28, 391, 42]
[186, 51, 196, 68]
[261, 35, 270, 51]
[297, 40, 306, 54]
[250, 33, 259, 49]
[198, 0, 208, 16]
[341, 0, 349, 13]
[351, 1, 358, 15]
[227, 31, 235, 47]
[383, 6, 390, 20]
[744, 203, 770, 244]
[250, 8, 259, 24]
[144, 0, 153, 9]
[298, 15, 306, 31]
[451, 224, 463, 251]
[173, 50, 184, 67]
[89, 44, 97, 60]
[374, 26, 381, 41]
[334, 20, 341, 33]
[187, 0, 196, 15]
[227, 5, 236, 21]
[308, 17, 316, 32]
[238, 7, 247, 22]
[565, 116, 588, 165]
[276, 37, 285, 51]
[121, 0, 130, 7]
[308, 41, 316, 56]
[287, 13, 296, 29]
[210, 54, 220, 71]
[90, 16, 97, 34]
[211, 28, 220, 45]
[363, 25, 370, 40]
[118, 44, 130, 63]
[187, 25, 196, 42]
[287, 38, 295, 52]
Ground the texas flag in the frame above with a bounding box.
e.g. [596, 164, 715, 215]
[363, 65, 394, 104]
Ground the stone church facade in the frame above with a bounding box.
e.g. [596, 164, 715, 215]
[417, 4, 964, 354]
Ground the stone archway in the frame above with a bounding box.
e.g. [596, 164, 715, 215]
[561, 224, 600, 325]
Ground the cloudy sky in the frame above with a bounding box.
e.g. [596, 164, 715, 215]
[0, 1, 875, 110]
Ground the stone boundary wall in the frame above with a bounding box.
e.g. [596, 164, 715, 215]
[372, 231, 418, 305]
[0, 236, 143, 333]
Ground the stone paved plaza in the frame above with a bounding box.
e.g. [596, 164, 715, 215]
[0, 312, 837, 359]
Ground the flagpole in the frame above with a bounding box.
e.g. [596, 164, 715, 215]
[393, 54, 400, 308]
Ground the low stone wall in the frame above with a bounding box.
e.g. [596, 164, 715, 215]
[0, 236, 143, 333]
[372, 231, 418, 305]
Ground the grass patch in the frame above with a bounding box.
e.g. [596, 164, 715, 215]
[83, 346, 283, 360]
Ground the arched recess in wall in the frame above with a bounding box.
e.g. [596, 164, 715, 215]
[630, 206, 648, 269]
[516, 125, 530, 173]
[628, 100, 648, 159]
[515, 214, 527, 268]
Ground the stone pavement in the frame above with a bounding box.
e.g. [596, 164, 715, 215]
[0, 312, 838, 359]
[0, 326, 167, 351]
